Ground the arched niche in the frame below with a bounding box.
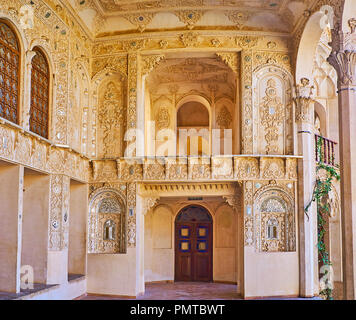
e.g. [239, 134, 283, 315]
[176, 95, 212, 156]
[88, 188, 126, 254]
[254, 187, 296, 252]
[177, 101, 209, 127]
[252, 65, 294, 155]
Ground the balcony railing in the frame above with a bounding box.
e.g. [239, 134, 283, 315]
[315, 134, 338, 167]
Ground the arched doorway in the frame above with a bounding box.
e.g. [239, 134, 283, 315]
[175, 205, 213, 282]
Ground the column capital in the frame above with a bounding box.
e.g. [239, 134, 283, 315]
[25, 50, 36, 67]
[294, 78, 315, 124]
[328, 19, 356, 88]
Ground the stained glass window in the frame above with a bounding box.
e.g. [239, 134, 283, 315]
[0, 20, 20, 124]
[30, 47, 49, 138]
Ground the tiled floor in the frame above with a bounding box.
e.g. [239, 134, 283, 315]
[82, 282, 322, 300]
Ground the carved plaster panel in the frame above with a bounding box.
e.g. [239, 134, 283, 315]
[260, 158, 285, 180]
[234, 157, 259, 180]
[88, 188, 126, 253]
[212, 157, 233, 180]
[117, 159, 143, 181]
[253, 66, 293, 155]
[254, 186, 296, 252]
[97, 80, 126, 158]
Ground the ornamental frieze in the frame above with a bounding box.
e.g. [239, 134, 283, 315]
[234, 157, 259, 180]
[117, 159, 143, 181]
[260, 158, 285, 180]
[89, 157, 298, 182]
[0, 123, 89, 182]
[143, 159, 166, 180]
[92, 34, 286, 57]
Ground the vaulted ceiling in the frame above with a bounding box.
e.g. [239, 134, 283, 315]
[66, 0, 313, 38]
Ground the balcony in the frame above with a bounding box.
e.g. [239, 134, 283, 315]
[315, 134, 339, 167]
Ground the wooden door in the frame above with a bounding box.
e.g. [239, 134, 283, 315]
[175, 206, 212, 282]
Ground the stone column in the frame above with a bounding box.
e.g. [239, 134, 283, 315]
[22, 50, 36, 130]
[327, 24, 356, 299]
[294, 78, 319, 297]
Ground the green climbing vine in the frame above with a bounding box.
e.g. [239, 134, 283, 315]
[304, 136, 340, 300]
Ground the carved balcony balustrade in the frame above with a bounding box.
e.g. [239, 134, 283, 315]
[91, 155, 300, 182]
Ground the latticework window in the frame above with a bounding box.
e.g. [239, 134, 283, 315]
[30, 47, 49, 138]
[0, 21, 20, 124]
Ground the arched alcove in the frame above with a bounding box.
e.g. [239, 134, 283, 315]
[177, 100, 210, 156]
[254, 187, 296, 252]
[88, 188, 126, 254]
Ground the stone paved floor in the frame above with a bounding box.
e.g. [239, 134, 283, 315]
[0, 283, 57, 300]
[82, 282, 322, 300]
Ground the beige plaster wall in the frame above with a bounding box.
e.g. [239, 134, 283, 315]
[0, 163, 23, 292]
[214, 204, 237, 283]
[144, 206, 174, 282]
[244, 247, 299, 298]
[22, 169, 50, 284]
[87, 249, 139, 296]
[47, 250, 68, 285]
[68, 180, 88, 276]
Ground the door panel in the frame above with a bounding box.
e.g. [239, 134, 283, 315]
[194, 223, 212, 282]
[195, 256, 210, 281]
[179, 255, 192, 280]
[175, 217, 212, 282]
